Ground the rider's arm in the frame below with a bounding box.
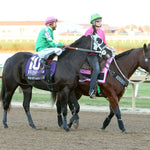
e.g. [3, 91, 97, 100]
[45, 29, 64, 47]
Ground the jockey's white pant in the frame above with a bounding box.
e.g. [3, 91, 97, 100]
[37, 48, 63, 60]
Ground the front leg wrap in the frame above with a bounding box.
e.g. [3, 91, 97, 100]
[114, 105, 126, 133]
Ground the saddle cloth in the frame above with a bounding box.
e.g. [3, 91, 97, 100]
[25, 54, 56, 80]
[79, 57, 113, 83]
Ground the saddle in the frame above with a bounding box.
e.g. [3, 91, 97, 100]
[25, 54, 57, 84]
[79, 57, 113, 96]
[79, 57, 113, 83]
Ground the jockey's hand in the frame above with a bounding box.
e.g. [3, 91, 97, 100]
[57, 45, 69, 49]
[63, 45, 70, 49]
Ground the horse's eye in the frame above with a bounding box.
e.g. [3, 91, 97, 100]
[97, 38, 102, 43]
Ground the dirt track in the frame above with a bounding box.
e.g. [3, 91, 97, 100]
[0, 107, 150, 150]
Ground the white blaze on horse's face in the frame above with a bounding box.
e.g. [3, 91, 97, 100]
[145, 58, 148, 62]
[92, 34, 102, 51]
[143, 44, 150, 73]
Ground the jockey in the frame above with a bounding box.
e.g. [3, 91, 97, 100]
[85, 13, 107, 99]
[35, 16, 65, 64]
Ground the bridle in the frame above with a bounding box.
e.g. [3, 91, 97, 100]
[64, 35, 113, 57]
[90, 34, 113, 57]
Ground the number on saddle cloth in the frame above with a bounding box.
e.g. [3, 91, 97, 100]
[25, 54, 56, 82]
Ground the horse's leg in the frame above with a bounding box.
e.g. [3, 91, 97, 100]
[59, 87, 70, 132]
[22, 86, 36, 129]
[70, 103, 80, 129]
[113, 105, 126, 133]
[1, 77, 18, 128]
[2, 89, 16, 128]
[101, 107, 114, 130]
[108, 96, 126, 133]
[68, 91, 80, 129]
[56, 100, 63, 128]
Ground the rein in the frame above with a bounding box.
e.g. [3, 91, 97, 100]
[65, 34, 113, 56]
[65, 46, 103, 54]
[113, 57, 150, 84]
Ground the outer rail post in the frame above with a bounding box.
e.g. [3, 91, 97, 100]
[132, 83, 136, 109]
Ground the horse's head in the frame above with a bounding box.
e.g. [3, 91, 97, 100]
[141, 43, 150, 73]
[90, 34, 113, 59]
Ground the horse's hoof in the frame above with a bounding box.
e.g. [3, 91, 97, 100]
[4, 125, 8, 128]
[3, 123, 8, 128]
[65, 127, 70, 132]
[32, 126, 36, 129]
[60, 125, 63, 129]
[73, 124, 79, 129]
[30, 124, 36, 129]
[73, 119, 79, 129]
[100, 127, 105, 131]
[58, 123, 63, 128]
[122, 129, 127, 133]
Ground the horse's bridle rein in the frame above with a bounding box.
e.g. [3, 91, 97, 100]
[113, 49, 150, 84]
[64, 34, 113, 57]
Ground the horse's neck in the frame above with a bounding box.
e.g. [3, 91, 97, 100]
[60, 51, 88, 70]
[115, 50, 140, 78]
[72, 52, 88, 69]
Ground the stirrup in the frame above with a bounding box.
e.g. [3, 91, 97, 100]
[89, 90, 94, 96]
[89, 90, 96, 99]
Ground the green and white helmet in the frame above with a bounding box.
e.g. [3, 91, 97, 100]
[90, 13, 102, 24]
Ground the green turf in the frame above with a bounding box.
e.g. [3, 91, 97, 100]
[0, 82, 148, 108]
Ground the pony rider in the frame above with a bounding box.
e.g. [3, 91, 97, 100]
[85, 13, 114, 99]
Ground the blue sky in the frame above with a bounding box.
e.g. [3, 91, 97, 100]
[0, 0, 150, 26]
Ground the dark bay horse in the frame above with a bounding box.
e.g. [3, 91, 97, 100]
[55, 44, 150, 132]
[0, 35, 112, 131]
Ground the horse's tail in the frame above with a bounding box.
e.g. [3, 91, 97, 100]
[51, 92, 57, 106]
[0, 76, 5, 102]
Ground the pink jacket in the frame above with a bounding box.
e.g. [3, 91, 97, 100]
[85, 27, 107, 56]
[85, 27, 107, 44]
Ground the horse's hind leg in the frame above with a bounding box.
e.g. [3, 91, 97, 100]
[2, 86, 17, 128]
[22, 86, 36, 129]
[56, 100, 63, 128]
[59, 87, 70, 131]
[68, 102, 80, 129]
[68, 92, 80, 129]
[101, 107, 114, 130]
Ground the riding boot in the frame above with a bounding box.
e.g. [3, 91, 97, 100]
[45, 65, 54, 91]
[45, 64, 51, 82]
[40, 58, 46, 67]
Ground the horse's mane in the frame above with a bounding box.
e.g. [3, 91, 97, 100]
[70, 35, 88, 47]
[59, 35, 88, 58]
[115, 49, 134, 59]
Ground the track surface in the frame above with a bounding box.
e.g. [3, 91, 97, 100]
[0, 107, 150, 150]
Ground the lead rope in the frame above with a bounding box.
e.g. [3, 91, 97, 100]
[113, 58, 150, 84]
